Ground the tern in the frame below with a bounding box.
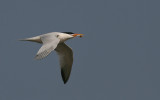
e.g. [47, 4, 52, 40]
[20, 32, 83, 84]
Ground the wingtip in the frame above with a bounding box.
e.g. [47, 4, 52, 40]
[34, 55, 39, 60]
[63, 80, 67, 84]
[34, 55, 42, 60]
[61, 69, 69, 84]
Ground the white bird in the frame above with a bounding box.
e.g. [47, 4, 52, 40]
[20, 32, 83, 84]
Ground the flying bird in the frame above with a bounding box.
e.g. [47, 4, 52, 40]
[20, 32, 83, 84]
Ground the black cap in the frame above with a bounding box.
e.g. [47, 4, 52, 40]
[62, 32, 74, 34]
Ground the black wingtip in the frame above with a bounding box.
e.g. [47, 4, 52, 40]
[61, 69, 68, 84]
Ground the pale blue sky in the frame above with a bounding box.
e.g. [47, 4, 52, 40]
[0, 0, 160, 100]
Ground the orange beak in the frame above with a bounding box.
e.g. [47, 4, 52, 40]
[72, 34, 83, 37]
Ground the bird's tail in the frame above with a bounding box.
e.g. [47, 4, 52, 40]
[19, 36, 42, 43]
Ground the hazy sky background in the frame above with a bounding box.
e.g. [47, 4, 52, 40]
[0, 0, 160, 100]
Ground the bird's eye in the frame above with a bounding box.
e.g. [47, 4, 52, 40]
[57, 35, 59, 37]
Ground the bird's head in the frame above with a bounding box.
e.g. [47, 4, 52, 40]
[58, 32, 83, 42]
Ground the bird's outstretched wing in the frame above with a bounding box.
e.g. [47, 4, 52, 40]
[35, 34, 60, 60]
[55, 43, 73, 84]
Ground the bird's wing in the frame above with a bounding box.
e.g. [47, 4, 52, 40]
[55, 43, 73, 84]
[35, 34, 60, 60]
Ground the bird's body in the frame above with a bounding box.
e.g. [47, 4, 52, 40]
[20, 32, 83, 84]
